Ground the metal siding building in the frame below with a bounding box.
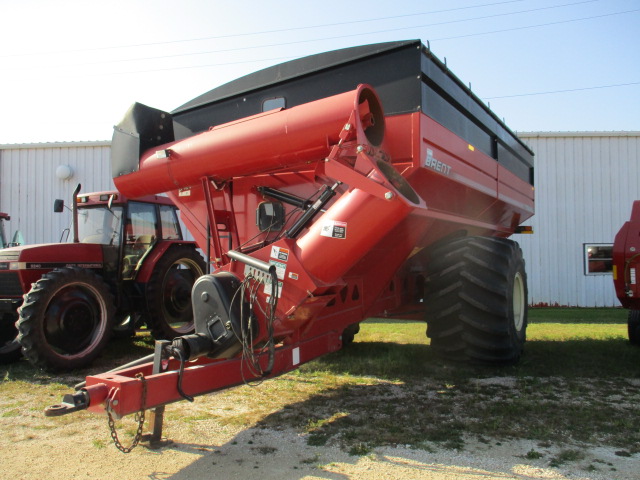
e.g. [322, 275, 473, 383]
[0, 142, 113, 245]
[517, 132, 640, 307]
[1, 133, 639, 306]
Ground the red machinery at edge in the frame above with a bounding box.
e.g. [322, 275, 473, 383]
[613, 200, 640, 344]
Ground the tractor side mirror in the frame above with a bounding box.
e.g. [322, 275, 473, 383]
[53, 199, 64, 213]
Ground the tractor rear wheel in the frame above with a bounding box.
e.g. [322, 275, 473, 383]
[628, 310, 640, 346]
[17, 267, 115, 371]
[0, 313, 21, 364]
[145, 246, 206, 340]
[425, 236, 528, 365]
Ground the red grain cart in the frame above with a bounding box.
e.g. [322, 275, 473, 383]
[48, 41, 535, 441]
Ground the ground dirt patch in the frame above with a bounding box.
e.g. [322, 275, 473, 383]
[1, 372, 638, 480]
[1, 315, 639, 479]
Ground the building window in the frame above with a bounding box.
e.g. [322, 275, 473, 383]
[584, 244, 613, 275]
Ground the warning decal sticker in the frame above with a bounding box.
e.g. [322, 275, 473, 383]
[270, 246, 290, 262]
[320, 220, 347, 239]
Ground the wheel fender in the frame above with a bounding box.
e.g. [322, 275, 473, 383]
[135, 241, 197, 283]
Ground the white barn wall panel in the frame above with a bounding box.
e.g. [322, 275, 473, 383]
[0, 142, 113, 245]
[517, 132, 640, 307]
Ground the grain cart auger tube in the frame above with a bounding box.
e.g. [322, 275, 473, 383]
[613, 200, 640, 345]
[46, 41, 534, 448]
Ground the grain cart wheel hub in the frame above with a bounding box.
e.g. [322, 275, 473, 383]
[513, 272, 526, 332]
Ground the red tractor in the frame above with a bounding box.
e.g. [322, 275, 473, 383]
[0, 187, 205, 369]
[47, 41, 535, 442]
[613, 200, 640, 345]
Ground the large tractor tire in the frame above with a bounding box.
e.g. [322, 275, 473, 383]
[17, 267, 115, 371]
[628, 310, 640, 346]
[145, 246, 206, 340]
[425, 236, 528, 365]
[0, 313, 21, 364]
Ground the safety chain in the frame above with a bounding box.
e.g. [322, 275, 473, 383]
[107, 373, 147, 453]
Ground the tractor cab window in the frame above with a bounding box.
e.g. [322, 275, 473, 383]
[159, 205, 182, 240]
[78, 206, 123, 246]
[122, 202, 158, 279]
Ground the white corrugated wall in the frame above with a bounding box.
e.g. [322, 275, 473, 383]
[2, 134, 639, 306]
[0, 142, 114, 245]
[516, 132, 640, 307]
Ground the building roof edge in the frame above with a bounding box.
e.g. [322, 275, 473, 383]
[0, 140, 111, 150]
[518, 131, 640, 138]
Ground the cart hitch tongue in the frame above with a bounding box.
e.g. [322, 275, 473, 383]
[45, 390, 90, 417]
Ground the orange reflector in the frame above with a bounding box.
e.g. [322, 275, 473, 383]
[515, 225, 534, 234]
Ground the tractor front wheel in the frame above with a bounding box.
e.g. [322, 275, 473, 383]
[425, 236, 528, 365]
[111, 313, 145, 339]
[0, 313, 21, 364]
[145, 246, 206, 340]
[628, 310, 640, 346]
[17, 268, 115, 371]
[341, 323, 360, 348]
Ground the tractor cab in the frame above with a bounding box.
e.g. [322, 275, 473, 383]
[57, 190, 184, 281]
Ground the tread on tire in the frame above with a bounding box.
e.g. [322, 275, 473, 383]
[424, 236, 528, 365]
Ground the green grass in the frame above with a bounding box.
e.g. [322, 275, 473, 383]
[299, 310, 637, 380]
[1, 308, 639, 456]
[529, 307, 627, 324]
[262, 308, 640, 452]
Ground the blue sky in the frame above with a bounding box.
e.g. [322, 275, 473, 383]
[0, 0, 638, 143]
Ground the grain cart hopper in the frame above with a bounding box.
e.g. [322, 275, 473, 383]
[46, 40, 535, 446]
[613, 200, 640, 344]
[0, 189, 205, 368]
